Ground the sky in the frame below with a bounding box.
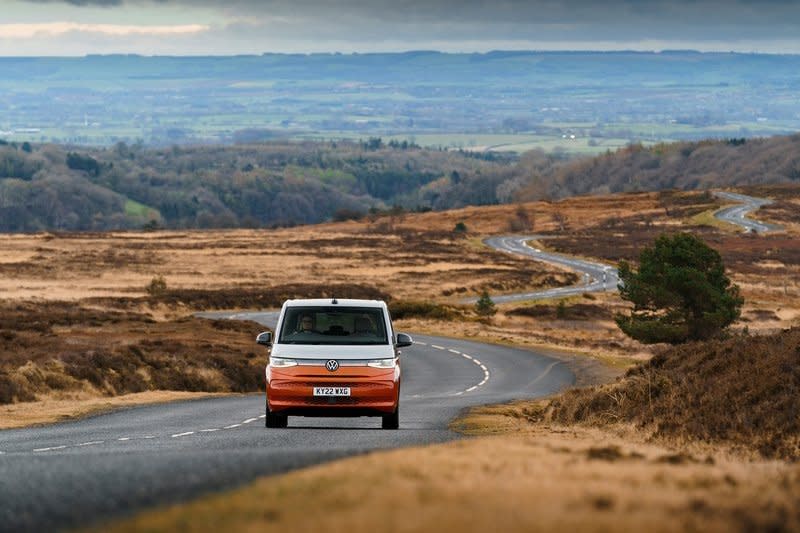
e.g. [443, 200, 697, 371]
[1, 0, 799, 56]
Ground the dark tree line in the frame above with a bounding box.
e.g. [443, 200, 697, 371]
[1, 133, 799, 232]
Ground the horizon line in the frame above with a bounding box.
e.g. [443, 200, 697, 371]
[2, 48, 800, 59]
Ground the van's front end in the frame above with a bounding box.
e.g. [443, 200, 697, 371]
[257, 299, 412, 429]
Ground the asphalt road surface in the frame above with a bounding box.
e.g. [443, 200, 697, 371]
[472, 235, 619, 303]
[0, 312, 574, 532]
[713, 191, 781, 233]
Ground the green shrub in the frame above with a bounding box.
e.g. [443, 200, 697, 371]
[146, 275, 167, 296]
[475, 291, 497, 318]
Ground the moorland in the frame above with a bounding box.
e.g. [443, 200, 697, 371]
[2, 130, 800, 530]
[2, 185, 798, 420]
[57, 184, 798, 533]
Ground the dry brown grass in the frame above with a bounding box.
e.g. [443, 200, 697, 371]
[0, 226, 565, 302]
[98, 423, 800, 533]
[0, 391, 227, 429]
[548, 328, 800, 460]
[0, 301, 266, 405]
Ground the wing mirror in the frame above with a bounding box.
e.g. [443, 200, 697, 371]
[256, 331, 272, 346]
[396, 333, 413, 348]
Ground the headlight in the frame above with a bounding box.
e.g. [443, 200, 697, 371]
[270, 357, 298, 368]
[367, 358, 397, 369]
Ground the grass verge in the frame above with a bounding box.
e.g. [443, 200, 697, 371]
[690, 208, 742, 232]
[96, 423, 800, 533]
[0, 391, 228, 430]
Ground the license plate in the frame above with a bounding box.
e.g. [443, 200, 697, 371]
[313, 387, 351, 397]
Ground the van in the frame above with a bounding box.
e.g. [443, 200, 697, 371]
[256, 298, 413, 429]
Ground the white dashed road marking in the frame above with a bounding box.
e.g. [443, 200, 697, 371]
[242, 418, 258, 424]
[425, 343, 491, 395]
[200, 429, 219, 433]
[77, 441, 103, 447]
[117, 437, 130, 441]
[224, 424, 241, 429]
[33, 446, 66, 453]
[171, 431, 195, 438]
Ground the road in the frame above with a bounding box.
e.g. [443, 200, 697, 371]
[470, 235, 619, 303]
[0, 312, 574, 532]
[473, 191, 776, 304]
[713, 191, 780, 233]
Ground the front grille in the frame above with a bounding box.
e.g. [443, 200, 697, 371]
[294, 359, 381, 367]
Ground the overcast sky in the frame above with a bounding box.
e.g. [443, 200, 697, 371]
[2, 0, 799, 56]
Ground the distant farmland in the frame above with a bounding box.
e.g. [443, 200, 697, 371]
[1, 51, 799, 149]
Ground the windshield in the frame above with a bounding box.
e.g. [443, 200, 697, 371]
[278, 306, 389, 345]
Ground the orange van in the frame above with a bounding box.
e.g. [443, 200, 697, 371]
[256, 298, 413, 429]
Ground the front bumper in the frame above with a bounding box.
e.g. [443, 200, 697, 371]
[267, 365, 400, 416]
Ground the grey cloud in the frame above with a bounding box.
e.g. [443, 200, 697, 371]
[26, 0, 125, 4]
[15, 0, 800, 47]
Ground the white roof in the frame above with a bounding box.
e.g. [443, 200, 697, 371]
[284, 298, 386, 308]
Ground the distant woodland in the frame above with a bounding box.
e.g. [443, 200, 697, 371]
[1, 134, 799, 232]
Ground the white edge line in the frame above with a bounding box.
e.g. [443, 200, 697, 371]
[258, 414, 266, 419]
[242, 418, 258, 424]
[531, 361, 563, 386]
[224, 424, 242, 429]
[171, 431, 195, 438]
[466, 386, 478, 392]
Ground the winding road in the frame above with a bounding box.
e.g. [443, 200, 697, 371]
[474, 235, 619, 303]
[0, 313, 573, 532]
[713, 191, 781, 233]
[476, 191, 776, 303]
